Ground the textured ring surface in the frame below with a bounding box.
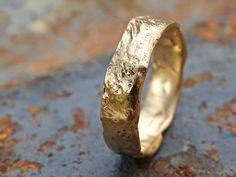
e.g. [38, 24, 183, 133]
[100, 15, 187, 157]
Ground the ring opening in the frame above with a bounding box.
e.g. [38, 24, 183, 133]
[138, 26, 185, 156]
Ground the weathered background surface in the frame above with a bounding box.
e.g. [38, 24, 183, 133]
[0, 0, 236, 177]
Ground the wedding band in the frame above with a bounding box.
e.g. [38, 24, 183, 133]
[100, 16, 187, 157]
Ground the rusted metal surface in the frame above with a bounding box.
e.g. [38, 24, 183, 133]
[0, 0, 236, 177]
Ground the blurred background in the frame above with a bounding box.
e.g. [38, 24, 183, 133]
[1, 0, 236, 85]
[0, 0, 236, 177]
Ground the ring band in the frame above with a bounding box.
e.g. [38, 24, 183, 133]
[100, 16, 187, 157]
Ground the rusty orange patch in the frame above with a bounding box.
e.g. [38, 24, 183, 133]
[206, 98, 236, 128]
[183, 71, 213, 88]
[0, 115, 43, 175]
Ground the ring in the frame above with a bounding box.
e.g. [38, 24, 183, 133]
[100, 16, 187, 157]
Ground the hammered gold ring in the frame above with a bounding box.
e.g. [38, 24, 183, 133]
[100, 16, 187, 157]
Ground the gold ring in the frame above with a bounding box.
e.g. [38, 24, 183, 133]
[100, 16, 187, 157]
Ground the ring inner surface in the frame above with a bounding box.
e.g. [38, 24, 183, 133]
[138, 27, 185, 155]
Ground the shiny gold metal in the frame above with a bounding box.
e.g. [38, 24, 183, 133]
[100, 15, 187, 157]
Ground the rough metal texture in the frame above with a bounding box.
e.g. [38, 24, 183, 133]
[101, 16, 186, 157]
[0, 0, 236, 177]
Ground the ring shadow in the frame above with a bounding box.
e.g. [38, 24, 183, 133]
[112, 155, 153, 177]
